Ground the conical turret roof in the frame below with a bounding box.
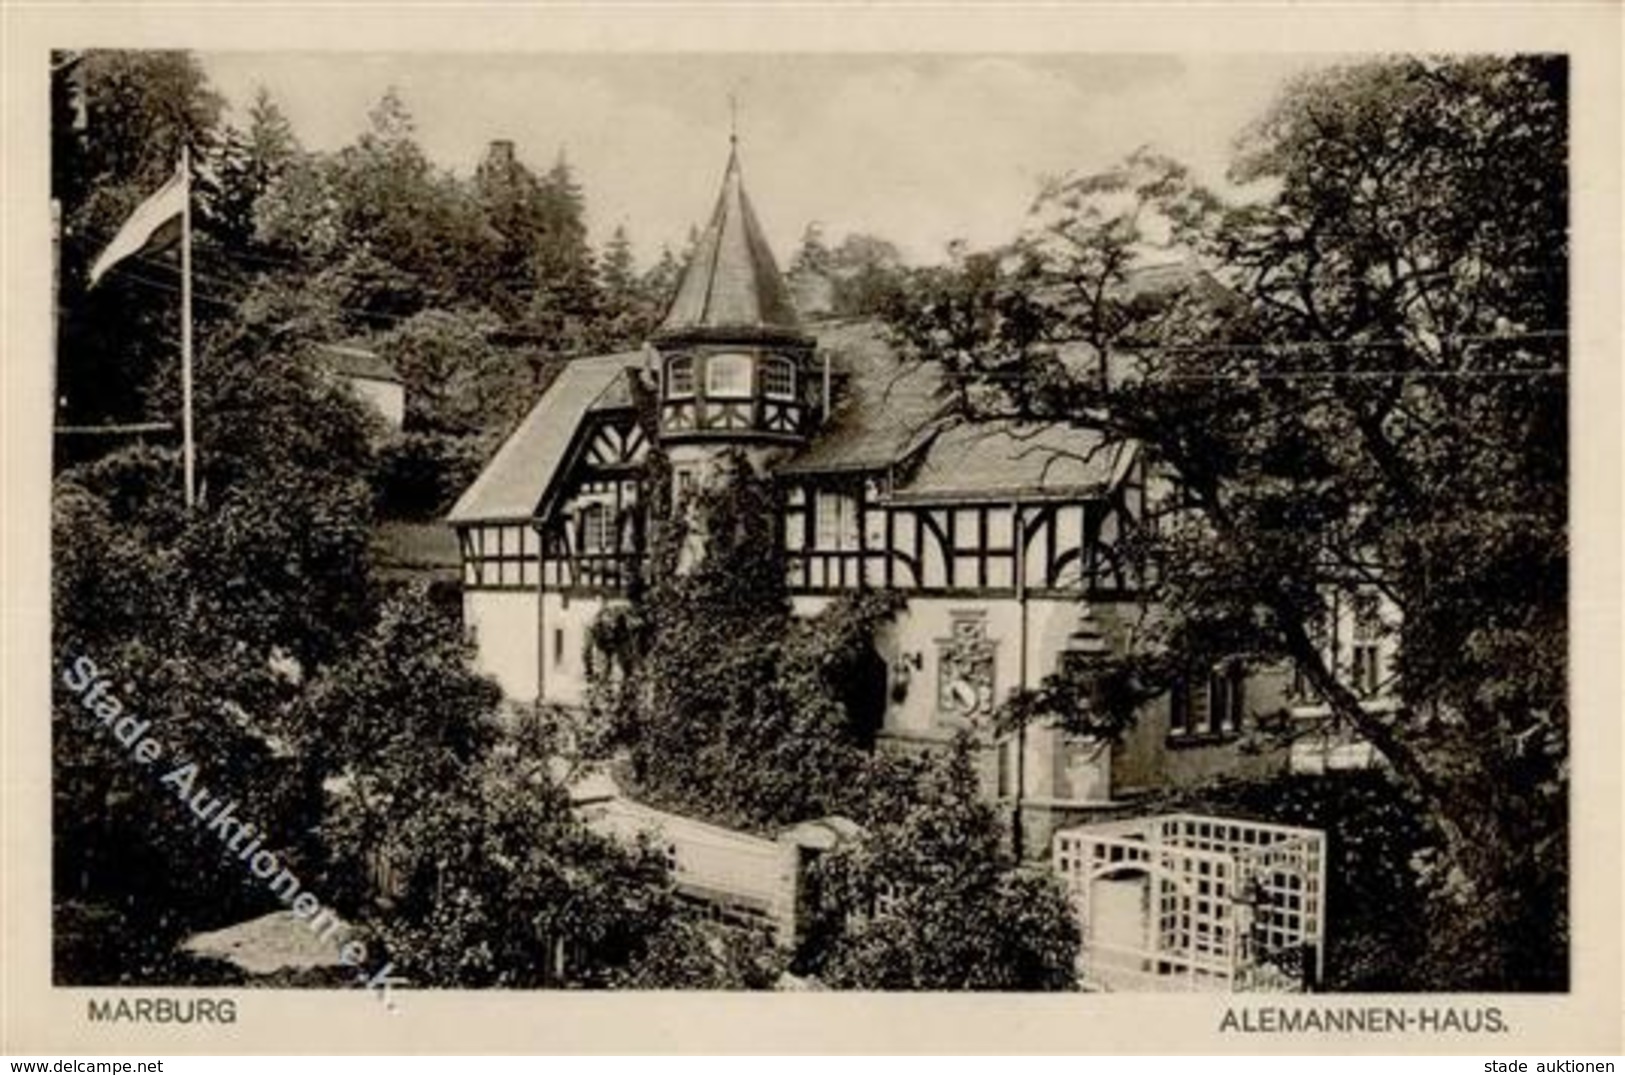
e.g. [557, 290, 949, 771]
[656, 142, 806, 343]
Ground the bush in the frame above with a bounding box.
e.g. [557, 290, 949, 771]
[797, 740, 1080, 991]
[372, 430, 486, 520]
[611, 916, 787, 990]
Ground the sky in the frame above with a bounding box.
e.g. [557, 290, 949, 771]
[199, 52, 1332, 268]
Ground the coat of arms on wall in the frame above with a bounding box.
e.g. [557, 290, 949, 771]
[937, 612, 997, 723]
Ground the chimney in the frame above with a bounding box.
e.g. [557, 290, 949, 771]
[486, 139, 515, 167]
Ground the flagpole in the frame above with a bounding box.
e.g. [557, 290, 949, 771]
[180, 144, 195, 510]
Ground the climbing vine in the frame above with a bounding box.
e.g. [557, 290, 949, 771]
[585, 451, 901, 833]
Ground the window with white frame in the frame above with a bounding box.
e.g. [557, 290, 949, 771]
[815, 490, 860, 551]
[705, 352, 752, 398]
[666, 354, 695, 397]
[579, 501, 613, 553]
[761, 355, 795, 400]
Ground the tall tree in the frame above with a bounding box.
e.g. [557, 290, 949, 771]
[204, 86, 301, 257]
[267, 86, 499, 324]
[52, 345, 380, 982]
[828, 232, 905, 316]
[598, 225, 638, 314]
[527, 151, 599, 346]
[884, 56, 1568, 989]
[67, 50, 222, 207]
[472, 140, 549, 322]
[592, 223, 656, 346]
[789, 222, 833, 276]
[640, 245, 683, 321]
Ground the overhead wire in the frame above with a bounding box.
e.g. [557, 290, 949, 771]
[62, 231, 430, 330]
[66, 232, 1571, 380]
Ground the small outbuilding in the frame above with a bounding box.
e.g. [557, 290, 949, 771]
[313, 343, 406, 431]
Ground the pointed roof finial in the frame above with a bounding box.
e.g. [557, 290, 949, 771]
[654, 124, 805, 343]
[728, 90, 739, 149]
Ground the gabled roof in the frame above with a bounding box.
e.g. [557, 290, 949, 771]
[449, 319, 1133, 525]
[656, 144, 805, 342]
[446, 351, 642, 524]
[892, 422, 1125, 503]
[785, 321, 1125, 501]
[313, 343, 400, 384]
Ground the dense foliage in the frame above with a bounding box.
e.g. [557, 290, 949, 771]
[48, 51, 711, 988]
[798, 742, 1081, 991]
[788, 224, 909, 317]
[50, 384, 703, 988]
[308, 596, 696, 988]
[587, 453, 898, 832]
[53, 51, 696, 517]
[51, 357, 377, 981]
[883, 55, 1568, 989]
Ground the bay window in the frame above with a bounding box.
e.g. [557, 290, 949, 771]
[705, 352, 752, 398]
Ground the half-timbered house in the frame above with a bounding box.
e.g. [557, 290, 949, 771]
[448, 141, 1298, 854]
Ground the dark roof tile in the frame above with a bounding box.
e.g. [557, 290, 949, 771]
[779, 319, 949, 474]
[894, 421, 1126, 503]
[656, 146, 804, 341]
[450, 321, 1135, 524]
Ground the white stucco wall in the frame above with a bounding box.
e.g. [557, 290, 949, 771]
[538, 592, 613, 708]
[348, 376, 405, 430]
[463, 589, 624, 708]
[464, 589, 539, 702]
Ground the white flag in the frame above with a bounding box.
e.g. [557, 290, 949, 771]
[87, 165, 186, 288]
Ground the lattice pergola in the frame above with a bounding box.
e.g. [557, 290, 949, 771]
[1052, 813, 1328, 993]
